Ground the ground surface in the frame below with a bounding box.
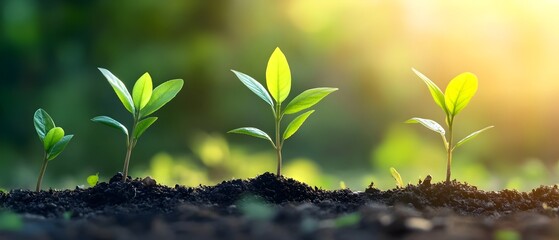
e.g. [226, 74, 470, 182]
[1, 172, 559, 239]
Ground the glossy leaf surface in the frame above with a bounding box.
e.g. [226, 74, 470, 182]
[266, 47, 291, 104]
[98, 68, 135, 113]
[132, 72, 153, 110]
[43, 127, 64, 151]
[140, 79, 184, 117]
[91, 116, 128, 136]
[133, 117, 158, 139]
[445, 72, 478, 116]
[283, 110, 314, 140]
[231, 70, 274, 107]
[34, 109, 55, 141]
[284, 88, 338, 114]
[47, 135, 73, 161]
[406, 117, 445, 136]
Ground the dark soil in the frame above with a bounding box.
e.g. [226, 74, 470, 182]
[2, 172, 559, 239]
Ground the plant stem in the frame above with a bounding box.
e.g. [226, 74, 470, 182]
[275, 104, 282, 177]
[36, 153, 48, 192]
[122, 116, 139, 182]
[122, 143, 133, 182]
[446, 119, 454, 184]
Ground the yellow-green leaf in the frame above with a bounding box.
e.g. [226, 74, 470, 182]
[445, 72, 478, 117]
[412, 68, 447, 114]
[98, 68, 135, 114]
[43, 127, 64, 152]
[266, 47, 291, 104]
[406, 117, 445, 136]
[87, 173, 99, 187]
[47, 135, 73, 161]
[132, 72, 153, 110]
[284, 88, 338, 115]
[454, 126, 494, 150]
[390, 167, 404, 188]
[228, 127, 275, 147]
[283, 110, 314, 140]
[140, 79, 184, 118]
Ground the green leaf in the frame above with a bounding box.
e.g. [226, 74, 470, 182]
[87, 173, 99, 187]
[266, 47, 291, 104]
[283, 110, 314, 140]
[33, 109, 55, 141]
[444, 72, 478, 117]
[98, 68, 135, 114]
[284, 88, 338, 115]
[454, 126, 494, 150]
[132, 72, 153, 110]
[390, 167, 404, 188]
[231, 70, 274, 107]
[91, 116, 128, 137]
[140, 79, 184, 117]
[412, 68, 447, 114]
[47, 135, 73, 161]
[133, 117, 158, 139]
[406, 117, 445, 136]
[43, 127, 64, 152]
[228, 127, 274, 147]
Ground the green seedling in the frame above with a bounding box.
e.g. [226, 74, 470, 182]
[33, 109, 73, 192]
[390, 167, 404, 188]
[87, 172, 99, 187]
[228, 47, 338, 176]
[406, 68, 493, 183]
[92, 68, 184, 181]
[339, 181, 347, 189]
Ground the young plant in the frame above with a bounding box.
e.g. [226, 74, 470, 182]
[92, 68, 183, 181]
[228, 47, 338, 176]
[87, 172, 99, 187]
[406, 68, 493, 184]
[33, 109, 73, 192]
[390, 167, 404, 188]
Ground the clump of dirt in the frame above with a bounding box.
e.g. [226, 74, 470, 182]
[1, 172, 559, 239]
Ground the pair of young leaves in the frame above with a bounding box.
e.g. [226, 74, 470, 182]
[33, 109, 73, 161]
[406, 68, 493, 150]
[229, 48, 338, 146]
[91, 68, 184, 144]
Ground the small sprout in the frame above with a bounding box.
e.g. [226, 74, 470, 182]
[339, 181, 347, 189]
[228, 47, 338, 176]
[92, 68, 184, 181]
[407, 69, 493, 183]
[87, 172, 99, 187]
[390, 167, 404, 188]
[33, 109, 74, 192]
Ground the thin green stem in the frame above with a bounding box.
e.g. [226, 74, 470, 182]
[36, 152, 48, 192]
[122, 114, 139, 182]
[446, 117, 454, 184]
[275, 104, 282, 177]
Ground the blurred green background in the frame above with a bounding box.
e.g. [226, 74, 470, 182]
[2, 1, 559, 191]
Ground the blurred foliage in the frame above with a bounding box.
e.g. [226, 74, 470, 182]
[2, 1, 559, 191]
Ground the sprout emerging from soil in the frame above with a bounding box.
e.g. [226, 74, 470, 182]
[87, 173, 99, 187]
[33, 109, 74, 192]
[228, 47, 338, 176]
[92, 68, 183, 181]
[390, 167, 404, 188]
[406, 68, 493, 184]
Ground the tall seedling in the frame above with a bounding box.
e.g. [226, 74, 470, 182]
[92, 68, 183, 181]
[406, 68, 493, 184]
[229, 47, 338, 176]
[34, 109, 73, 191]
